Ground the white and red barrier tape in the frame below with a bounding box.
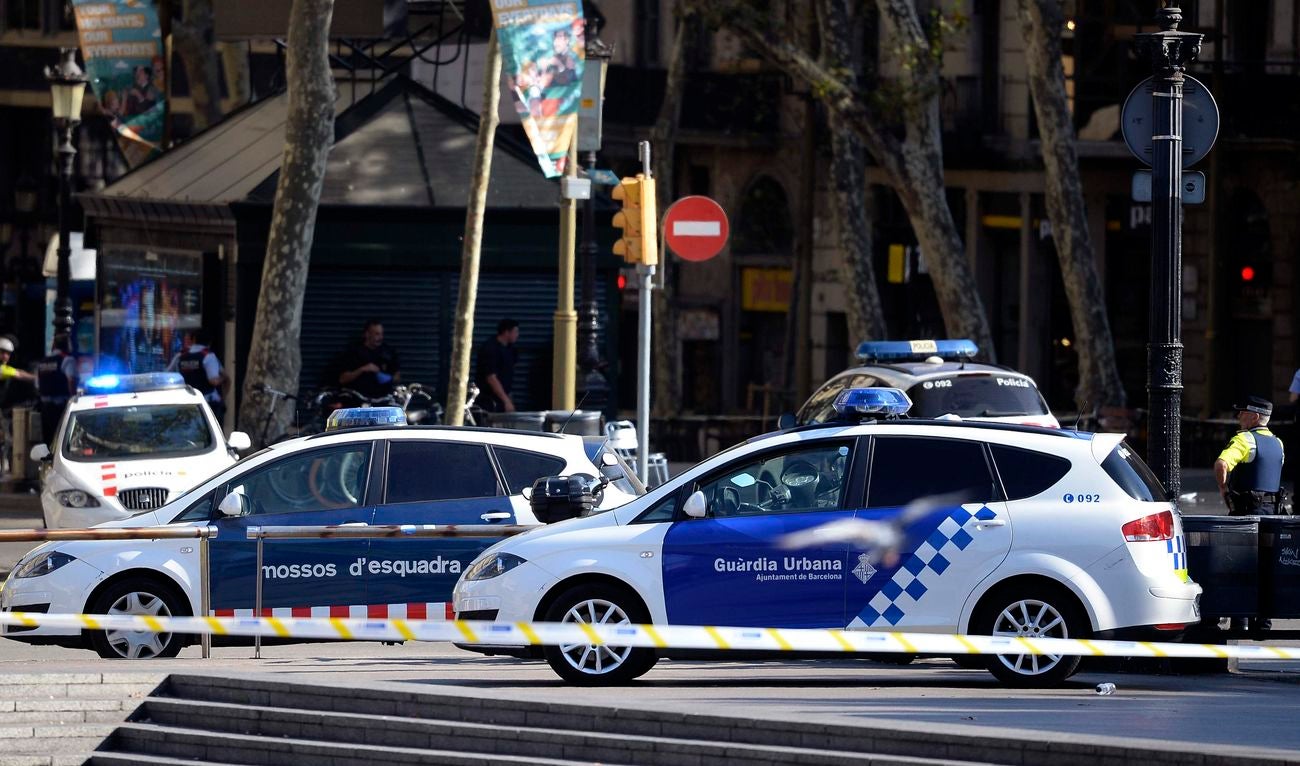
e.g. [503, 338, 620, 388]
[1, 611, 1297, 660]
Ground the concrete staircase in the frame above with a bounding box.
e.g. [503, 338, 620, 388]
[88, 673, 1299, 766]
[0, 673, 164, 766]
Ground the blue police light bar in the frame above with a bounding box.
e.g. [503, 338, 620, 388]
[832, 387, 913, 419]
[83, 372, 186, 395]
[326, 406, 407, 432]
[855, 339, 979, 362]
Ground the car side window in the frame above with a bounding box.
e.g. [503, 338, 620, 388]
[692, 440, 853, 518]
[227, 444, 372, 516]
[385, 441, 501, 503]
[990, 444, 1071, 500]
[867, 437, 998, 508]
[173, 489, 215, 522]
[493, 447, 567, 495]
[633, 492, 678, 524]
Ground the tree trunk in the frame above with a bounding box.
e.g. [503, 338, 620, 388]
[172, 0, 224, 129]
[649, 14, 690, 417]
[1018, 0, 1125, 410]
[697, 0, 996, 357]
[237, 0, 335, 446]
[446, 31, 501, 426]
[819, 0, 885, 344]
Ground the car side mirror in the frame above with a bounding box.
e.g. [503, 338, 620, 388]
[217, 492, 250, 517]
[29, 444, 50, 462]
[777, 413, 797, 430]
[683, 490, 708, 519]
[227, 431, 252, 452]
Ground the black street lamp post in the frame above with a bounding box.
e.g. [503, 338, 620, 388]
[576, 25, 613, 411]
[45, 47, 87, 344]
[1135, 8, 1202, 500]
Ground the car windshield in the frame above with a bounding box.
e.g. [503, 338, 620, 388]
[907, 374, 1050, 419]
[63, 404, 215, 462]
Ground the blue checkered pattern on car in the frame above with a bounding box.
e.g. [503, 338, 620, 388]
[850, 504, 997, 628]
[1167, 534, 1186, 570]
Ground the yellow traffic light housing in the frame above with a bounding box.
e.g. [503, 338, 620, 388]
[612, 174, 658, 266]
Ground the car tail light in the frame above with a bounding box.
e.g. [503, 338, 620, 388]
[1122, 510, 1174, 542]
[1154, 623, 1188, 631]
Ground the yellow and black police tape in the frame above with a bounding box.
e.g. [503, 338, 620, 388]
[1, 611, 1298, 661]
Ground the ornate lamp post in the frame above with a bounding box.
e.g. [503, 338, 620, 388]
[45, 47, 87, 342]
[1134, 8, 1202, 500]
[575, 23, 613, 411]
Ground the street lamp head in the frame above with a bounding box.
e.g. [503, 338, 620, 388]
[45, 47, 87, 123]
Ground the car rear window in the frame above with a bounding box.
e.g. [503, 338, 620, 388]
[989, 444, 1071, 500]
[797, 373, 881, 424]
[1102, 443, 1166, 502]
[907, 374, 1050, 419]
[493, 447, 566, 495]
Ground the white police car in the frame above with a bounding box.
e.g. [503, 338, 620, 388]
[453, 388, 1200, 686]
[33, 372, 252, 529]
[2, 408, 641, 659]
[796, 340, 1059, 428]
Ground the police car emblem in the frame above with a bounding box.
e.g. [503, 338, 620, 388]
[852, 553, 876, 584]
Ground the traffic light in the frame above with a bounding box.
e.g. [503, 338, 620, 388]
[612, 174, 658, 266]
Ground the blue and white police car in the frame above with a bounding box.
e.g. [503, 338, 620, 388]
[32, 372, 251, 529]
[2, 408, 642, 659]
[796, 340, 1060, 428]
[453, 388, 1200, 686]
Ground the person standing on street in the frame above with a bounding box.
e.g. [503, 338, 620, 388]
[335, 319, 401, 399]
[1215, 396, 1285, 516]
[475, 319, 520, 413]
[0, 337, 35, 386]
[167, 329, 228, 423]
[36, 335, 77, 447]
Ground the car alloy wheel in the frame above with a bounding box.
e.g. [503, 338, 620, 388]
[974, 585, 1085, 687]
[542, 584, 658, 684]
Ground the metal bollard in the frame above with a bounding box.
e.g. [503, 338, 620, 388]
[199, 532, 211, 659]
[254, 531, 264, 659]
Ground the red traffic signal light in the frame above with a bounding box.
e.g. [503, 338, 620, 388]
[1240, 265, 1256, 282]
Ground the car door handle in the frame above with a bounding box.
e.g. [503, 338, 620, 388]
[973, 519, 1007, 528]
[480, 512, 512, 522]
[340, 522, 369, 526]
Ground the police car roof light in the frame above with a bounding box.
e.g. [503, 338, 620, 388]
[855, 339, 978, 362]
[326, 406, 407, 431]
[832, 387, 913, 419]
[83, 371, 187, 395]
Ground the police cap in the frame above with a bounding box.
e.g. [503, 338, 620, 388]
[1233, 396, 1273, 416]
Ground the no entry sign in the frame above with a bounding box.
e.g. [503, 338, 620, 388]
[664, 196, 729, 262]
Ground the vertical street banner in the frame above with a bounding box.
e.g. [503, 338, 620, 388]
[71, 0, 166, 167]
[490, 0, 585, 178]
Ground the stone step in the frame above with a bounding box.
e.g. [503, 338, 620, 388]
[0, 724, 117, 741]
[107, 723, 629, 766]
[135, 697, 972, 766]
[91, 754, 254, 766]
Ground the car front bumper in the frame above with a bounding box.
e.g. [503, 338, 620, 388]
[0, 559, 104, 639]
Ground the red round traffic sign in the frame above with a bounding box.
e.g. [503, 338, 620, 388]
[664, 196, 729, 262]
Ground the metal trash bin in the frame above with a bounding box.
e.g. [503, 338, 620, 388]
[487, 411, 546, 431]
[544, 410, 602, 436]
[1259, 515, 1300, 619]
[1183, 515, 1259, 618]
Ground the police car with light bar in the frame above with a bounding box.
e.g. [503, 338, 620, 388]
[2, 406, 642, 659]
[31, 372, 252, 529]
[453, 387, 1200, 686]
[795, 340, 1059, 428]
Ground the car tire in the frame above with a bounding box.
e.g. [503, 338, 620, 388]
[971, 583, 1087, 687]
[87, 577, 188, 660]
[542, 584, 658, 684]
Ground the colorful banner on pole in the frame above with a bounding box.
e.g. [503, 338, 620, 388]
[490, 0, 585, 178]
[71, 0, 166, 166]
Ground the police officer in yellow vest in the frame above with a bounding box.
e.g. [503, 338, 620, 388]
[1215, 396, 1284, 516]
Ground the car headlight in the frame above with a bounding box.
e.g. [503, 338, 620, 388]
[13, 551, 77, 579]
[55, 490, 100, 508]
[463, 552, 527, 582]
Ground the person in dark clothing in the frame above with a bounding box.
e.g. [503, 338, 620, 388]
[335, 319, 401, 399]
[36, 335, 77, 448]
[166, 329, 228, 423]
[475, 319, 520, 413]
[1215, 395, 1283, 635]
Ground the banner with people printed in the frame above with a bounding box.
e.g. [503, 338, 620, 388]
[71, 0, 166, 167]
[490, 0, 585, 178]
